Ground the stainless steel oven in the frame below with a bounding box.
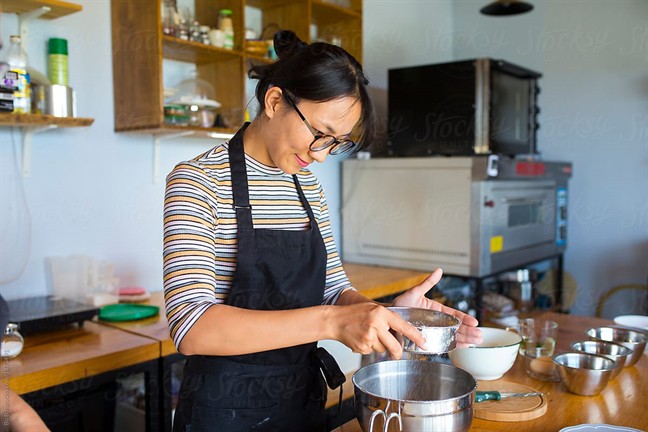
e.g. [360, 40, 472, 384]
[342, 156, 571, 277]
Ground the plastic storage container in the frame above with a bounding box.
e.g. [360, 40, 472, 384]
[168, 70, 221, 127]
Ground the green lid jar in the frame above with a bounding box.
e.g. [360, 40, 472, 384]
[48, 38, 69, 85]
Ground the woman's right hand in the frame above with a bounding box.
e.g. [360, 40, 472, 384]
[328, 302, 426, 359]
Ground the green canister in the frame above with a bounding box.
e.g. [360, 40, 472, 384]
[48, 38, 68, 85]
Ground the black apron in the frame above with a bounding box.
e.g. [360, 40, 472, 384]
[173, 124, 335, 432]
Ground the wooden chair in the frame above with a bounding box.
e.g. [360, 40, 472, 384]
[595, 284, 648, 318]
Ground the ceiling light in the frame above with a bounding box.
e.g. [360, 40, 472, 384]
[480, 0, 533, 16]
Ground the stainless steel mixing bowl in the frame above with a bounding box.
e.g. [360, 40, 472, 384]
[553, 352, 616, 396]
[388, 307, 461, 354]
[353, 360, 476, 432]
[586, 326, 646, 367]
[571, 340, 633, 379]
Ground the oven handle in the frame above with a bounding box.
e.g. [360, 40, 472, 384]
[501, 195, 546, 204]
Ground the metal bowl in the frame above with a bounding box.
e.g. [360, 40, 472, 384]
[353, 360, 476, 432]
[553, 352, 616, 396]
[586, 327, 646, 367]
[571, 340, 633, 379]
[388, 307, 461, 354]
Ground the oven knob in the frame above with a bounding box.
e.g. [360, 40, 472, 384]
[484, 200, 495, 208]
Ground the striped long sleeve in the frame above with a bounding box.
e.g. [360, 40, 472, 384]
[163, 143, 352, 349]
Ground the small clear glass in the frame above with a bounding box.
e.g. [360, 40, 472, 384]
[1, 323, 24, 358]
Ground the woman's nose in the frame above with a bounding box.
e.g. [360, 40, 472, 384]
[309, 149, 329, 163]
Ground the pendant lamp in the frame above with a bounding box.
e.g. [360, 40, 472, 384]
[480, 0, 533, 16]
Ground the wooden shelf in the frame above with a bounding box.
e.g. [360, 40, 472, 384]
[112, 0, 362, 133]
[2, 0, 82, 19]
[162, 36, 242, 64]
[122, 123, 237, 137]
[0, 113, 94, 127]
[312, 0, 362, 20]
[244, 53, 275, 64]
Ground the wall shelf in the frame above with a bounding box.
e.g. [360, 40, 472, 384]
[2, 0, 82, 19]
[0, 113, 94, 127]
[0, 114, 95, 177]
[162, 36, 242, 64]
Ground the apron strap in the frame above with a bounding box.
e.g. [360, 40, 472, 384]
[292, 174, 318, 229]
[228, 123, 254, 233]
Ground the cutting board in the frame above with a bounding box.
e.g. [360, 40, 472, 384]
[474, 381, 547, 422]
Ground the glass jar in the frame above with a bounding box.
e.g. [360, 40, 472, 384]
[1, 323, 24, 358]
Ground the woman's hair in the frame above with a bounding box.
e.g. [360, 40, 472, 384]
[248, 30, 376, 151]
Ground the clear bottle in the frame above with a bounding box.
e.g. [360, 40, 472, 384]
[161, 0, 179, 36]
[218, 9, 234, 50]
[1, 323, 24, 358]
[4, 35, 31, 114]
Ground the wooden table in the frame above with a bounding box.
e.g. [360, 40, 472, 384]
[7, 321, 159, 395]
[99, 262, 430, 356]
[5, 321, 161, 431]
[344, 263, 429, 300]
[334, 312, 648, 431]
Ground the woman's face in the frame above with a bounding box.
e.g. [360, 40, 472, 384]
[260, 90, 362, 175]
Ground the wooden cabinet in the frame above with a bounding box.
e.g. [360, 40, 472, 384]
[110, 0, 363, 135]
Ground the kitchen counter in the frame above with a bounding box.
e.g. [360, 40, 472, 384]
[333, 311, 648, 431]
[98, 262, 431, 358]
[6, 321, 159, 395]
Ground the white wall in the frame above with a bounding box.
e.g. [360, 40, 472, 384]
[451, 0, 648, 316]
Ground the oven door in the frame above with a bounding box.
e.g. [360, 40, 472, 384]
[478, 180, 556, 254]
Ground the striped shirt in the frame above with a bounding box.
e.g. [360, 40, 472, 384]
[163, 142, 352, 349]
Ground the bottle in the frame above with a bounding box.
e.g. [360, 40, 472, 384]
[218, 9, 234, 50]
[1, 323, 24, 358]
[5, 35, 31, 114]
[48, 38, 69, 86]
[161, 0, 179, 36]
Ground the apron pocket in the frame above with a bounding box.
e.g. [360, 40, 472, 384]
[190, 403, 279, 432]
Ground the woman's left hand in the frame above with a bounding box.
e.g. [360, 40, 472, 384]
[393, 268, 482, 348]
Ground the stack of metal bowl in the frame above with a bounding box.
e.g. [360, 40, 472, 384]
[586, 326, 647, 367]
[570, 340, 633, 379]
[553, 325, 647, 396]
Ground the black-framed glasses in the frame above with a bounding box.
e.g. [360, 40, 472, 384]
[283, 92, 357, 155]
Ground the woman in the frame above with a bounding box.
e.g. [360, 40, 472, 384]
[164, 31, 482, 432]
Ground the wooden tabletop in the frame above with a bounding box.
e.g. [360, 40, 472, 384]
[97, 292, 178, 357]
[7, 321, 159, 395]
[344, 263, 429, 300]
[334, 312, 648, 431]
[96, 263, 429, 358]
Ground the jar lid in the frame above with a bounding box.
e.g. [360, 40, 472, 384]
[6, 323, 19, 331]
[49, 38, 68, 55]
[219, 9, 233, 16]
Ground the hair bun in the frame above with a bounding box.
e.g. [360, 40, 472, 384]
[273, 30, 307, 59]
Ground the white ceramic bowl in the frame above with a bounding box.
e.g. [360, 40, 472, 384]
[613, 315, 648, 353]
[449, 327, 521, 381]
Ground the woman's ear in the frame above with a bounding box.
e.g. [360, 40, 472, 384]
[263, 86, 284, 119]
